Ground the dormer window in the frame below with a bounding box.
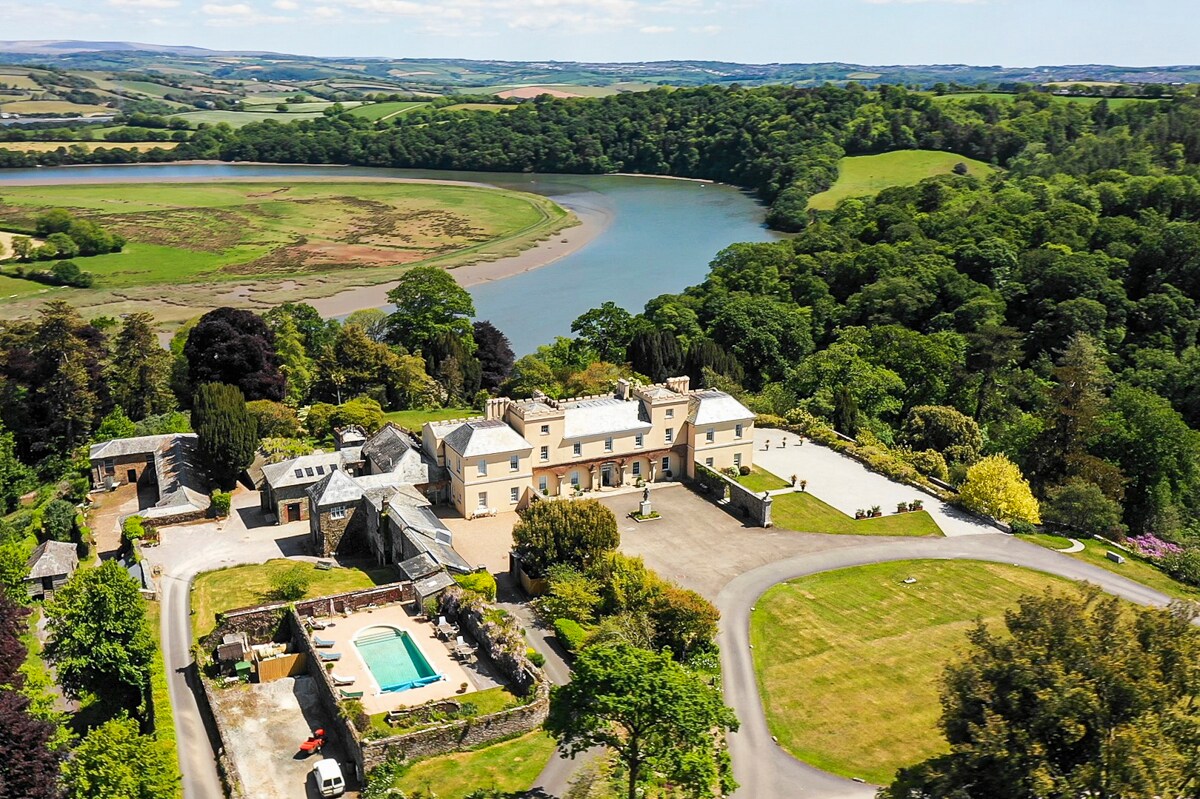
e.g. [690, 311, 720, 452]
[665, 408, 674, 418]
[706, 428, 715, 443]
[477, 461, 487, 477]
[573, 442, 582, 457]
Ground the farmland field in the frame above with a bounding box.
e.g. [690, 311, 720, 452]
[0, 100, 113, 115]
[167, 109, 326, 127]
[0, 74, 40, 90]
[440, 103, 513, 113]
[0, 180, 572, 305]
[751, 560, 1074, 785]
[347, 101, 427, 120]
[0, 141, 180, 153]
[807, 150, 998, 211]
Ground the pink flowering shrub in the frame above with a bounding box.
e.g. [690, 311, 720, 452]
[1128, 533, 1183, 560]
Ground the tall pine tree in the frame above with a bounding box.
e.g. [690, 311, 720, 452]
[108, 312, 174, 421]
[193, 383, 257, 489]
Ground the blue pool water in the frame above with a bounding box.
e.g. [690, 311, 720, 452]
[355, 627, 441, 693]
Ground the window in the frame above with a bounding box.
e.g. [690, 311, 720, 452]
[705, 457, 714, 468]
[329, 505, 346, 520]
[304, 467, 314, 477]
[632, 461, 641, 477]
[540, 446, 549, 462]
[294, 468, 304, 478]
[635, 434, 644, 448]
[330, 463, 338, 471]
[315, 465, 325, 475]
[665, 408, 674, 418]
[706, 428, 715, 443]
[477, 461, 488, 477]
[735, 423, 744, 439]
[570, 471, 580, 488]
[510, 487, 520, 504]
[665, 427, 674, 443]
[661, 456, 671, 472]
[540, 424, 550, 436]
[573, 442, 582, 457]
[604, 437, 614, 452]
[509, 455, 520, 472]
[477, 491, 488, 509]
[538, 476, 548, 493]
[103, 457, 115, 473]
[734, 453, 742, 467]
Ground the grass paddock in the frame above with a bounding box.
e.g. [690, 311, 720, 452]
[386, 730, 558, 798]
[751, 560, 1074, 785]
[808, 150, 998, 211]
[771, 491, 943, 536]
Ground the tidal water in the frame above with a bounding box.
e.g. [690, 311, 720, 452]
[0, 163, 782, 353]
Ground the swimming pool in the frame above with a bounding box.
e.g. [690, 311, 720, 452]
[354, 627, 442, 693]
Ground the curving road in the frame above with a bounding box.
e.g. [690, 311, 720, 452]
[717, 534, 1179, 799]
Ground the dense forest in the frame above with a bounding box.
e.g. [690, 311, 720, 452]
[3, 84, 1199, 231]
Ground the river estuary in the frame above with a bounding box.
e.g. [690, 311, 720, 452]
[0, 163, 781, 353]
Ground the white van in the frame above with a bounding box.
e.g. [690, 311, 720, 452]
[311, 758, 345, 797]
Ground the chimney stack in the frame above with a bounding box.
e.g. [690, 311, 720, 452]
[485, 398, 510, 421]
[665, 376, 691, 395]
[616, 378, 631, 400]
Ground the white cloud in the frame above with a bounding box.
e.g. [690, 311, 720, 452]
[639, 25, 675, 33]
[108, 0, 180, 8]
[689, 23, 721, 33]
[312, 4, 340, 16]
[201, 2, 254, 14]
[273, 0, 298, 8]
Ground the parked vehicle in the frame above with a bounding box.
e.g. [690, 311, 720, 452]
[311, 758, 345, 797]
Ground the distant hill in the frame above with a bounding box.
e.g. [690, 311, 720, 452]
[0, 40, 278, 57]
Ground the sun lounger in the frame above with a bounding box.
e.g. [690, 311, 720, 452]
[339, 688, 364, 699]
[332, 673, 355, 686]
[306, 617, 329, 630]
[313, 636, 335, 648]
[318, 651, 341, 662]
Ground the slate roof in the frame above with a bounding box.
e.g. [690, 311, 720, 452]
[398, 552, 441, 581]
[361, 425, 413, 474]
[560, 397, 652, 440]
[687, 389, 755, 425]
[89, 434, 174, 461]
[443, 419, 532, 457]
[142, 434, 210, 518]
[307, 469, 364, 507]
[386, 495, 471, 573]
[262, 449, 361, 490]
[26, 540, 78, 580]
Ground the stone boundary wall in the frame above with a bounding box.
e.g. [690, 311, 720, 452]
[360, 681, 550, 770]
[197, 673, 248, 799]
[200, 582, 413, 650]
[693, 463, 773, 527]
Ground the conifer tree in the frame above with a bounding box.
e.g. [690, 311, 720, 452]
[193, 383, 257, 489]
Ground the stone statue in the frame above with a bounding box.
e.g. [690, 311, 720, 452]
[643, 485, 650, 503]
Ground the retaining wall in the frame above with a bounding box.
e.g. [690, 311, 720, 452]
[693, 463, 773, 527]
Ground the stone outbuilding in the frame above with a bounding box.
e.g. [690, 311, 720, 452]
[25, 540, 79, 600]
[88, 433, 210, 524]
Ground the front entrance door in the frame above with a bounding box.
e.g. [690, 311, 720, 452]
[127, 469, 138, 483]
[601, 463, 614, 487]
[287, 503, 301, 522]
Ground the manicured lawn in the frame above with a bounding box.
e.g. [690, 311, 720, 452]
[366, 686, 523, 737]
[807, 150, 998, 211]
[1018, 534, 1200, 601]
[771, 492, 943, 537]
[0, 180, 570, 296]
[751, 560, 1074, 785]
[735, 465, 790, 492]
[384, 406, 477, 430]
[348, 101, 427, 120]
[191, 559, 397, 640]
[387, 730, 558, 798]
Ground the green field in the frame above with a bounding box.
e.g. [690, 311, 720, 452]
[383, 406, 477, 430]
[167, 109, 326, 127]
[386, 731, 558, 798]
[191, 559, 397, 640]
[751, 560, 1074, 785]
[1019, 533, 1200, 601]
[441, 103, 514, 113]
[347, 101, 427, 120]
[771, 491, 943, 537]
[932, 92, 1162, 109]
[808, 150, 998, 211]
[0, 180, 572, 303]
[0, 99, 112, 115]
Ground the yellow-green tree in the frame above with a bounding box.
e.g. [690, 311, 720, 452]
[959, 454, 1041, 524]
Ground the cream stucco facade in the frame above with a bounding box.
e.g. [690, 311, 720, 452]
[423, 377, 756, 518]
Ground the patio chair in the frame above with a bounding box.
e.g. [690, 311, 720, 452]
[313, 636, 335, 648]
[339, 688, 364, 700]
[318, 651, 341, 662]
[331, 673, 355, 686]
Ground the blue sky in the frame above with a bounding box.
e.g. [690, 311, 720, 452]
[2, 0, 1196, 66]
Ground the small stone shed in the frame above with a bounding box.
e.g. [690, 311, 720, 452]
[25, 540, 79, 599]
